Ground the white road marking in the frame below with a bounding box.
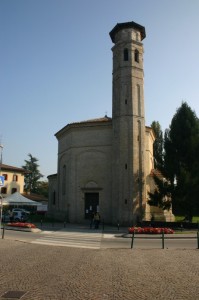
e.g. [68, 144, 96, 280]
[32, 230, 102, 249]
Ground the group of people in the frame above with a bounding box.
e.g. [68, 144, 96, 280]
[90, 211, 101, 229]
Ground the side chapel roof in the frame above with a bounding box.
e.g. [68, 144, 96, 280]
[55, 115, 112, 138]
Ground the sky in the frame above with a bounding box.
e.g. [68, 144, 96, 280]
[1, 0, 199, 179]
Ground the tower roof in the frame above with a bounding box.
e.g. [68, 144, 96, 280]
[109, 21, 146, 43]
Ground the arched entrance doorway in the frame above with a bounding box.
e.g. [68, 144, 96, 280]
[84, 192, 99, 219]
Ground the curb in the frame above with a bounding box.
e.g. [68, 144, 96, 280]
[4, 226, 41, 233]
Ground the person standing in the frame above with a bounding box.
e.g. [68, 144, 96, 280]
[94, 212, 100, 229]
[89, 211, 94, 229]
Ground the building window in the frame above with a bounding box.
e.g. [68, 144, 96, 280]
[1, 187, 7, 194]
[134, 49, 139, 63]
[11, 188, 17, 194]
[2, 174, 8, 180]
[125, 199, 127, 204]
[125, 99, 127, 104]
[125, 164, 127, 169]
[13, 174, 18, 182]
[124, 48, 128, 61]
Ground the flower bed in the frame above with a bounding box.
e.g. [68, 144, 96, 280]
[128, 227, 174, 234]
[6, 222, 36, 229]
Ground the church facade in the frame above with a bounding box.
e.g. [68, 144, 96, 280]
[48, 21, 157, 225]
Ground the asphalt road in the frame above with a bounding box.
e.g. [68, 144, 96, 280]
[2, 227, 198, 250]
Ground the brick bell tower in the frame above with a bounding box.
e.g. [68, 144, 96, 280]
[110, 21, 146, 225]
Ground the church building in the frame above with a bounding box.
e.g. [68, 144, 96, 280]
[48, 21, 157, 225]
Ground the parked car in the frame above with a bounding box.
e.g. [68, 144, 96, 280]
[12, 208, 30, 215]
[2, 211, 29, 223]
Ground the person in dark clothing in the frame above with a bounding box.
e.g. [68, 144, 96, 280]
[89, 211, 94, 229]
[94, 212, 100, 229]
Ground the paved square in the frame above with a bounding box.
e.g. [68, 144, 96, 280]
[0, 240, 198, 299]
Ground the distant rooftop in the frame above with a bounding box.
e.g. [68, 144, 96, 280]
[0, 163, 29, 173]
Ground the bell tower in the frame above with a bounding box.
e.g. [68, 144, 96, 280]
[110, 21, 146, 225]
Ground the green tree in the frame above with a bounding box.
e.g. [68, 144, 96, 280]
[148, 172, 173, 211]
[151, 121, 164, 170]
[148, 102, 199, 221]
[36, 180, 49, 198]
[164, 102, 199, 220]
[22, 153, 44, 193]
[148, 122, 171, 210]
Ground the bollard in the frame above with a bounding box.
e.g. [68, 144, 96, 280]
[131, 231, 135, 249]
[162, 231, 165, 249]
[2, 226, 5, 239]
[102, 219, 104, 231]
[40, 219, 43, 228]
[197, 231, 199, 249]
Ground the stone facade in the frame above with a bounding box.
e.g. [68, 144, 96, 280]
[48, 21, 158, 225]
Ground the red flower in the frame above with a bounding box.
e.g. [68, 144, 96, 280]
[6, 222, 36, 229]
[128, 226, 174, 234]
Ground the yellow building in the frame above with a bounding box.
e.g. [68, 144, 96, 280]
[0, 164, 27, 196]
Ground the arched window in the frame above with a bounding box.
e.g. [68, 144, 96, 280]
[134, 49, 139, 63]
[62, 165, 66, 195]
[123, 48, 128, 61]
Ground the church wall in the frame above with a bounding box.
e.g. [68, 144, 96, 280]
[57, 124, 112, 223]
[145, 128, 155, 176]
[73, 148, 112, 223]
[47, 174, 58, 216]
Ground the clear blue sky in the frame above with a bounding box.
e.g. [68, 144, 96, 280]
[1, 0, 199, 179]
